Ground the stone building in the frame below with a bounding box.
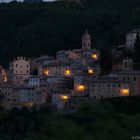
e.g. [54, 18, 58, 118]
[82, 29, 91, 50]
[126, 28, 140, 48]
[0, 66, 8, 83]
[52, 90, 71, 110]
[112, 58, 140, 95]
[9, 57, 31, 84]
[89, 76, 130, 100]
[0, 84, 15, 109]
[0, 84, 47, 109]
[10, 57, 30, 75]
[28, 76, 40, 87]
[39, 62, 71, 77]
[56, 30, 100, 66]
[30, 55, 55, 75]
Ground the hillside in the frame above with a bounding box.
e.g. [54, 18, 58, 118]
[0, 0, 140, 66]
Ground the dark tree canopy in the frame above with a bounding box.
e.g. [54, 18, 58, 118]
[134, 34, 140, 62]
[100, 47, 112, 74]
[0, 0, 140, 66]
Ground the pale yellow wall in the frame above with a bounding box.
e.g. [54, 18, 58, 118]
[13, 58, 30, 75]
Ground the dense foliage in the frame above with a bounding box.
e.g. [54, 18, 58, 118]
[0, 96, 140, 140]
[1, 0, 140, 66]
[134, 34, 140, 62]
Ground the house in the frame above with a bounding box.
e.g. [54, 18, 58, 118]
[126, 28, 140, 48]
[89, 76, 130, 100]
[56, 30, 100, 67]
[39, 62, 71, 77]
[0, 66, 8, 83]
[52, 90, 71, 110]
[28, 76, 40, 87]
[9, 57, 31, 85]
[112, 58, 140, 95]
[0, 84, 47, 109]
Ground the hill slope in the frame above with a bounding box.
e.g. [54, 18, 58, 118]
[0, 0, 140, 66]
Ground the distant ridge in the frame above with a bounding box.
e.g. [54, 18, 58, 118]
[0, 0, 140, 66]
[0, 0, 57, 3]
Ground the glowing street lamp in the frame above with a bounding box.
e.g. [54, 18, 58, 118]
[120, 88, 129, 96]
[61, 95, 69, 100]
[64, 69, 72, 76]
[91, 53, 98, 60]
[77, 84, 86, 92]
[88, 69, 94, 74]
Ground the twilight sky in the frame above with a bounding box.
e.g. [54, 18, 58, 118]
[0, 0, 57, 2]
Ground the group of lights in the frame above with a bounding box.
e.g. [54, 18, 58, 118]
[44, 69, 49, 76]
[91, 53, 98, 60]
[120, 88, 129, 96]
[64, 69, 72, 76]
[77, 84, 86, 92]
[24, 102, 34, 107]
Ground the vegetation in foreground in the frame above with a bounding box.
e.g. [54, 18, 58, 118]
[0, 96, 140, 140]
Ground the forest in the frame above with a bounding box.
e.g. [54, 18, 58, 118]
[0, 96, 140, 140]
[0, 0, 140, 66]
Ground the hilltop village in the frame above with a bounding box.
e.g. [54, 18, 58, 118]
[0, 29, 140, 111]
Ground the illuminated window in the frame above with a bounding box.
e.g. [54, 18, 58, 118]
[77, 84, 86, 92]
[64, 69, 72, 76]
[4, 75, 8, 83]
[88, 69, 94, 74]
[61, 95, 69, 100]
[91, 53, 98, 60]
[120, 88, 129, 96]
[44, 69, 49, 76]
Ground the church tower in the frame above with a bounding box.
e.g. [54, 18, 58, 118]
[82, 30, 91, 50]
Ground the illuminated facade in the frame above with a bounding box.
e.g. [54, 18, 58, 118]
[89, 76, 130, 99]
[112, 58, 140, 95]
[41, 63, 71, 77]
[52, 92, 71, 110]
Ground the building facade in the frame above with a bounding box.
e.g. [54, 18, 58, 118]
[126, 28, 140, 48]
[89, 76, 130, 100]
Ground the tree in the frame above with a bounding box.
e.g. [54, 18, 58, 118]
[134, 34, 140, 63]
[100, 47, 112, 75]
[0, 94, 4, 111]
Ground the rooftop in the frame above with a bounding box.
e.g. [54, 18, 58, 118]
[90, 75, 126, 83]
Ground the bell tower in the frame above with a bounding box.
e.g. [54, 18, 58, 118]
[82, 30, 91, 50]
